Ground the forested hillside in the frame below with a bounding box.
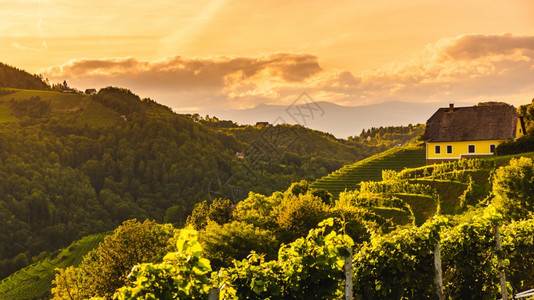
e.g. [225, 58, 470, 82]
[0, 86, 243, 279]
[0, 63, 50, 91]
[0, 82, 424, 282]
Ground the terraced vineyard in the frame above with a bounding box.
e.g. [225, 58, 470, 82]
[311, 145, 426, 199]
[0, 233, 107, 299]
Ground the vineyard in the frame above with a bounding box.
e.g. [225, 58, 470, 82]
[110, 212, 534, 299]
[310, 145, 426, 199]
[0, 233, 107, 299]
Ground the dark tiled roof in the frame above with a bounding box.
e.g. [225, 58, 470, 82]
[424, 104, 519, 142]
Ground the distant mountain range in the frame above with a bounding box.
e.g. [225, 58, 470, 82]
[196, 100, 474, 138]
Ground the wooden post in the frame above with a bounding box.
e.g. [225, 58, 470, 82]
[344, 247, 353, 300]
[495, 226, 508, 300]
[208, 288, 219, 300]
[434, 238, 444, 300]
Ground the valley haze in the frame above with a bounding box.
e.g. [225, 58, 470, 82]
[187, 100, 473, 138]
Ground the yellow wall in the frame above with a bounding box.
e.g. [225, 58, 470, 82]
[516, 118, 525, 138]
[426, 140, 504, 160]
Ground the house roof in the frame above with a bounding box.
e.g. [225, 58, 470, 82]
[424, 104, 519, 142]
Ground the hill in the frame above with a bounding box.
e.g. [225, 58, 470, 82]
[0, 233, 107, 299]
[0, 84, 424, 282]
[0, 63, 49, 91]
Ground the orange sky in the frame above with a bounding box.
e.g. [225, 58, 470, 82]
[2, 0, 534, 112]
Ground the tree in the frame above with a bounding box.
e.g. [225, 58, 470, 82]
[164, 205, 186, 227]
[199, 220, 278, 269]
[51, 219, 178, 299]
[114, 229, 212, 300]
[274, 193, 329, 243]
[492, 157, 534, 220]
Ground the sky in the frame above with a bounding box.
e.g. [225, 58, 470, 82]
[2, 0, 534, 120]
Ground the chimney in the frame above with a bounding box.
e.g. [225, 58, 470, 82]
[449, 103, 454, 112]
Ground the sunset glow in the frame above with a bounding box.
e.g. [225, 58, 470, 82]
[2, 0, 534, 112]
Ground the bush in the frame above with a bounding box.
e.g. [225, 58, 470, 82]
[492, 157, 534, 220]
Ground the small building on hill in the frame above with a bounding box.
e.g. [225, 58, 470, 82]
[85, 88, 97, 95]
[423, 103, 525, 164]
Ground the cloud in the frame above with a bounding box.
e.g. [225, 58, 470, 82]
[42, 53, 322, 109]
[42, 33, 534, 111]
[440, 34, 534, 60]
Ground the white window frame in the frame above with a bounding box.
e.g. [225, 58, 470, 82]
[446, 145, 453, 154]
[468, 144, 475, 154]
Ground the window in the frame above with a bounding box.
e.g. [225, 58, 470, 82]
[468, 145, 475, 153]
[446, 145, 453, 154]
[490, 144, 496, 153]
[435, 145, 441, 154]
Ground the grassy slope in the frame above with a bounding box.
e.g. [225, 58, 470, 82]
[0, 233, 107, 300]
[0, 87, 120, 126]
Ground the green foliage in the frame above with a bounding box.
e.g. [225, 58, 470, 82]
[216, 218, 354, 299]
[9, 96, 51, 118]
[0, 84, 431, 282]
[163, 205, 186, 227]
[111, 219, 354, 300]
[501, 218, 534, 293]
[207, 198, 233, 225]
[459, 175, 474, 208]
[519, 98, 534, 133]
[492, 157, 534, 220]
[186, 201, 210, 230]
[496, 134, 534, 155]
[440, 207, 503, 299]
[0, 63, 49, 90]
[114, 229, 212, 300]
[351, 124, 425, 147]
[0, 233, 106, 300]
[186, 199, 233, 231]
[287, 180, 333, 204]
[327, 206, 372, 243]
[353, 217, 446, 299]
[274, 193, 329, 243]
[232, 192, 280, 228]
[199, 221, 279, 269]
[360, 179, 437, 197]
[311, 145, 426, 199]
[51, 220, 177, 299]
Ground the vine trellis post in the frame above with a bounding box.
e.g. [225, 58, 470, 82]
[494, 226, 508, 300]
[208, 288, 219, 300]
[434, 237, 444, 300]
[344, 247, 353, 300]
